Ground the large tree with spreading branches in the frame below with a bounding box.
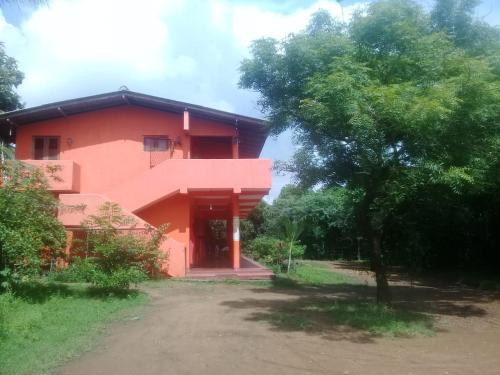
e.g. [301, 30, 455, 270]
[239, 0, 500, 303]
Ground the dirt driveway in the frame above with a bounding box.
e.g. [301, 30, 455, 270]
[58, 266, 500, 375]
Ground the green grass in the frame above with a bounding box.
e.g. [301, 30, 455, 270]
[309, 301, 433, 336]
[264, 300, 434, 337]
[266, 262, 434, 337]
[0, 282, 147, 375]
[289, 261, 356, 285]
[272, 261, 357, 287]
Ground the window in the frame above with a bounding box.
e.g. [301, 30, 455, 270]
[33, 136, 60, 160]
[144, 136, 169, 152]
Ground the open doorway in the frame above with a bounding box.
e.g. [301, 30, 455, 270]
[192, 218, 231, 268]
[191, 136, 232, 159]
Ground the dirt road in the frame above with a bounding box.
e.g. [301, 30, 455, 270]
[57, 272, 500, 375]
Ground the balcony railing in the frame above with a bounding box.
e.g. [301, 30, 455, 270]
[22, 160, 80, 192]
[107, 158, 272, 212]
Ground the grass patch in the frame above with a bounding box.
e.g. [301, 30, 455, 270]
[310, 300, 434, 336]
[0, 282, 147, 375]
[274, 261, 356, 287]
[263, 300, 433, 337]
[265, 262, 434, 337]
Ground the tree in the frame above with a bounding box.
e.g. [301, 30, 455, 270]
[0, 43, 23, 112]
[0, 153, 67, 288]
[281, 217, 304, 273]
[240, 0, 500, 303]
[431, 0, 500, 55]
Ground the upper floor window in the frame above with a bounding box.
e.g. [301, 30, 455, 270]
[33, 136, 60, 160]
[144, 136, 169, 152]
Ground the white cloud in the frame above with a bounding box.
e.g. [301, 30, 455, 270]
[0, 0, 367, 200]
[213, 0, 366, 52]
[1, 0, 367, 106]
[1, 0, 195, 105]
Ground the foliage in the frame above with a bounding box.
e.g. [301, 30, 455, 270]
[431, 0, 500, 55]
[0, 282, 146, 375]
[245, 235, 304, 271]
[240, 201, 268, 248]
[240, 0, 500, 302]
[71, 202, 167, 289]
[0, 42, 24, 112]
[269, 186, 361, 259]
[0, 158, 67, 289]
[48, 257, 96, 283]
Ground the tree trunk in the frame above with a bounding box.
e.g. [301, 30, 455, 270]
[357, 188, 392, 305]
[371, 231, 391, 304]
[287, 241, 293, 273]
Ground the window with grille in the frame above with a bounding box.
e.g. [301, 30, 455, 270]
[143, 136, 170, 152]
[33, 136, 60, 160]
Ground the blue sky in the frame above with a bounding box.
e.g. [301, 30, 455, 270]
[1, 0, 499, 201]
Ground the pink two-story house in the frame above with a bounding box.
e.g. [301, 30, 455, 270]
[0, 90, 272, 278]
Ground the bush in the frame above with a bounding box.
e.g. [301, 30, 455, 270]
[67, 202, 167, 290]
[90, 267, 147, 289]
[47, 258, 96, 283]
[246, 235, 304, 271]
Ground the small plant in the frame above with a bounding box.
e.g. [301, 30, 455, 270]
[246, 235, 304, 272]
[281, 218, 304, 273]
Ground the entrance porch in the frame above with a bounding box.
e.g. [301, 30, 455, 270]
[187, 192, 272, 279]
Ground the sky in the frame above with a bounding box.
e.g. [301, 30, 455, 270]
[0, 0, 499, 201]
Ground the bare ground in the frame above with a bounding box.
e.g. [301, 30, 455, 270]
[57, 263, 500, 375]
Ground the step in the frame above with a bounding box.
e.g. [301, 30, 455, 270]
[185, 269, 274, 280]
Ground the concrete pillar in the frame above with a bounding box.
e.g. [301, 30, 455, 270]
[184, 135, 191, 159]
[232, 195, 240, 269]
[183, 110, 191, 159]
[232, 136, 239, 159]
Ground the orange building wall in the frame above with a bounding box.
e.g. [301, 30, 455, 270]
[135, 194, 191, 276]
[136, 194, 190, 250]
[15, 105, 236, 193]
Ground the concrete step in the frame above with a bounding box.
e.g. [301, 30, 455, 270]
[186, 268, 274, 280]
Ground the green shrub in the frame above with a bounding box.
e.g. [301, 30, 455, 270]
[90, 267, 147, 289]
[246, 235, 305, 271]
[68, 202, 167, 290]
[47, 258, 96, 283]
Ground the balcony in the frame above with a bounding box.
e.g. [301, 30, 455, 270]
[23, 160, 80, 193]
[107, 158, 272, 212]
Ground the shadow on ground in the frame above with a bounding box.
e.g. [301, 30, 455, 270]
[221, 274, 499, 344]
